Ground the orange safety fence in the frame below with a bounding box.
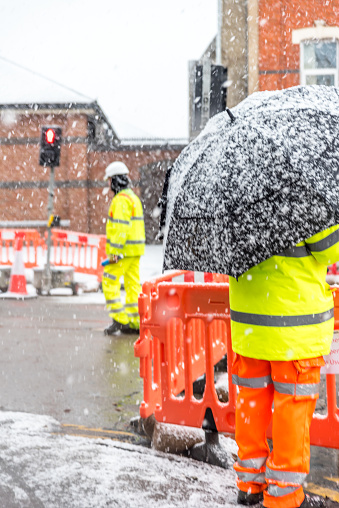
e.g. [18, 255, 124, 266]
[134, 271, 231, 422]
[0, 229, 44, 268]
[47, 229, 107, 280]
[0, 228, 107, 282]
[135, 275, 339, 449]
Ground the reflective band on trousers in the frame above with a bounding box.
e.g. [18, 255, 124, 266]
[232, 374, 273, 389]
[265, 466, 307, 484]
[107, 217, 129, 225]
[276, 245, 310, 258]
[237, 457, 267, 469]
[273, 381, 319, 396]
[307, 228, 339, 252]
[267, 485, 299, 497]
[103, 272, 117, 281]
[230, 308, 334, 327]
[237, 471, 266, 484]
[106, 298, 121, 304]
[125, 240, 145, 245]
[109, 307, 124, 314]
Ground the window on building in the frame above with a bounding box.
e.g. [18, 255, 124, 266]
[301, 40, 338, 86]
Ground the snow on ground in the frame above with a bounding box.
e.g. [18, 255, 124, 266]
[0, 244, 243, 507]
[0, 411, 240, 508]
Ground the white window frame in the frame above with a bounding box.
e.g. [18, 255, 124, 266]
[292, 25, 339, 87]
[300, 39, 338, 86]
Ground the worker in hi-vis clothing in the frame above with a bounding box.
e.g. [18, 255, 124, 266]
[230, 225, 339, 508]
[103, 161, 145, 336]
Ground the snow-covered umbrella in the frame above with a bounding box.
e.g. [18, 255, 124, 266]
[163, 85, 339, 279]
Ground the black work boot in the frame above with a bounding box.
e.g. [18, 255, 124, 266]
[300, 494, 326, 507]
[104, 320, 123, 335]
[237, 490, 264, 506]
[119, 323, 139, 335]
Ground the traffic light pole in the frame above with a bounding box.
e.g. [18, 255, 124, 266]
[42, 165, 55, 294]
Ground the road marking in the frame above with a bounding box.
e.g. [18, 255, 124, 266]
[306, 482, 339, 502]
[324, 476, 339, 485]
[61, 423, 134, 438]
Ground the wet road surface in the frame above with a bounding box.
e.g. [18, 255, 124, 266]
[0, 292, 338, 503]
[0, 294, 142, 432]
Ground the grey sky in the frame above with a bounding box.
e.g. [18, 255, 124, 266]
[0, 0, 217, 139]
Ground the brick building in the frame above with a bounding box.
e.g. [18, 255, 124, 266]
[218, 0, 339, 104]
[0, 94, 184, 242]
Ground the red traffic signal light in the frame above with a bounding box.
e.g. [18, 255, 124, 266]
[39, 126, 62, 167]
[45, 128, 56, 144]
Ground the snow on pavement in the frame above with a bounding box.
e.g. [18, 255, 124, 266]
[0, 411, 240, 508]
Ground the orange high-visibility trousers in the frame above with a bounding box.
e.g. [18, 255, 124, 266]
[232, 354, 324, 508]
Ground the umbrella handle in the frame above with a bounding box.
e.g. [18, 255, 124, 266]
[226, 108, 235, 123]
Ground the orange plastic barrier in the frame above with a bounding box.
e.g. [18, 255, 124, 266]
[47, 229, 106, 281]
[309, 288, 339, 448]
[135, 276, 339, 449]
[0, 229, 43, 268]
[134, 273, 234, 425]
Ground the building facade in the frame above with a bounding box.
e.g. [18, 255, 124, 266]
[0, 102, 184, 242]
[218, 0, 339, 103]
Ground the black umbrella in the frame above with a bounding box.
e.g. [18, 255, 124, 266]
[163, 85, 339, 279]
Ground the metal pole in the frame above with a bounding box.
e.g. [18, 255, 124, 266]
[43, 165, 55, 294]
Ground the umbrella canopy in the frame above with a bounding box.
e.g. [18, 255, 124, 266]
[163, 85, 339, 279]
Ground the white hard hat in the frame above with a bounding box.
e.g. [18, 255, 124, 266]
[104, 161, 129, 180]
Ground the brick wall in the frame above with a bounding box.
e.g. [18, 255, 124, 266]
[258, 0, 339, 91]
[0, 107, 183, 241]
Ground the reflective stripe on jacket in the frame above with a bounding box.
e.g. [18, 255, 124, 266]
[229, 225, 339, 360]
[106, 188, 145, 258]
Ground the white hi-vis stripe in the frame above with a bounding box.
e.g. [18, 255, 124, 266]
[103, 272, 117, 281]
[267, 485, 299, 497]
[106, 298, 121, 304]
[232, 374, 273, 389]
[107, 217, 129, 225]
[230, 308, 334, 327]
[237, 471, 266, 484]
[238, 456, 267, 469]
[265, 466, 307, 484]
[273, 381, 320, 396]
[307, 228, 339, 252]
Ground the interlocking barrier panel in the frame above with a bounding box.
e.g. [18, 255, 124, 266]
[0, 228, 106, 282]
[0, 229, 44, 268]
[48, 229, 106, 280]
[135, 274, 339, 448]
[134, 273, 235, 429]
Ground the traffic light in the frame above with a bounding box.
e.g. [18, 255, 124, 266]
[210, 65, 228, 118]
[39, 126, 62, 167]
[191, 62, 228, 135]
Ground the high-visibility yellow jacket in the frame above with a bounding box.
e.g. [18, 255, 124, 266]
[106, 188, 145, 258]
[229, 225, 339, 361]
